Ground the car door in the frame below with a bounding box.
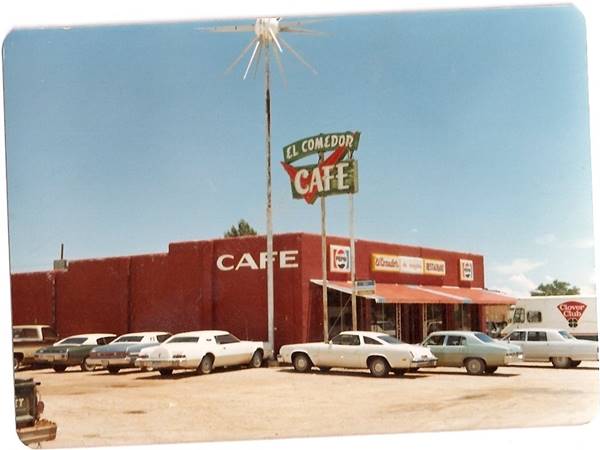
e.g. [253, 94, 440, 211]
[505, 331, 527, 358]
[443, 335, 467, 366]
[320, 334, 362, 368]
[525, 331, 549, 360]
[423, 334, 448, 365]
[214, 334, 245, 366]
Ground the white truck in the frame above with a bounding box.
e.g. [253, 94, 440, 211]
[501, 295, 597, 341]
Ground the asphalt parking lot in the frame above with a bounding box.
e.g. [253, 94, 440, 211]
[17, 362, 600, 448]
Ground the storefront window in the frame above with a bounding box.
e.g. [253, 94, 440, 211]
[370, 303, 396, 336]
[452, 304, 472, 330]
[425, 304, 445, 335]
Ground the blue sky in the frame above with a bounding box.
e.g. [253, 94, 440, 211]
[3, 5, 595, 296]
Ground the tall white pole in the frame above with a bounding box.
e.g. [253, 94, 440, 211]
[350, 191, 357, 330]
[321, 195, 328, 342]
[320, 153, 328, 342]
[264, 40, 275, 354]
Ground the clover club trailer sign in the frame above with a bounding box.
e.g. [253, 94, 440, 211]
[281, 131, 361, 204]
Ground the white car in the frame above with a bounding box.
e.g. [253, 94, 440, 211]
[502, 328, 599, 368]
[278, 331, 438, 377]
[135, 330, 271, 376]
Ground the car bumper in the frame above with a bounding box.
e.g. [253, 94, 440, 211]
[135, 358, 200, 370]
[87, 357, 136, 368]
[17, 419, 57, 445]
[409, 358, 438, 368]
[34, 354, 68, 364]
[504, 354, 523, 364]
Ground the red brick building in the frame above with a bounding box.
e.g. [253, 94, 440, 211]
[10, 233, 515, 348]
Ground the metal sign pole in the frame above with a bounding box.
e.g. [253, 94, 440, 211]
[264, 40, 275, 354]
[350, 191, 357, 330]
[320, 152, 329, 342]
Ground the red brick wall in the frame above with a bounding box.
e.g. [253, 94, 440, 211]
[10, 272, 55, 328]
[54, 257, 130, 337]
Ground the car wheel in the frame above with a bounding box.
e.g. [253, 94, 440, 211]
[198, 354, 214, 375]
[392, 368, 407, 376]
[249, 350, 263, 368]
[368, 356, 390, 378]
[292, 353, 312, 373]
[570, 360, 582, 368]
[53, 365, 67, 373]
[465, 358, 486, 375]
[80, 357, 94, 372]
[159, 368, 173, 376]
[318, 366, 331, 372]
[551, 357, 572, 369]
[108, 366, 120, 374]
[484, 366, 498, 374]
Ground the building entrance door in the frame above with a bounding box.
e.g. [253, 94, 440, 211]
[400, 304, 424, 343]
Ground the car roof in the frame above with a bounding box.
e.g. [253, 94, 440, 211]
[338, 331, 395, 339]
[60, 333, 116, 339]
[116, 331, 170, 337]
[428, 330, 479, 336]
[169, 330, 230, 338]
[509, 328, 563, 333]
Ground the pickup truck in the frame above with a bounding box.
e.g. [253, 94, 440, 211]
[13, 325, 59, 370]
[15, 378, 57, 445]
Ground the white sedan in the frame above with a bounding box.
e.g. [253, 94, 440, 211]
[278, 331, 437, 377]
[502, 328, 599, 368]
[135, 330, 271, 376]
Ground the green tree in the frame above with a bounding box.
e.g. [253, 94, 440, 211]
[224, 219, 258, 238]
[530, 279, 580, 296]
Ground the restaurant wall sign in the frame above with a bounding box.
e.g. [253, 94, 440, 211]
[371, 253, 447, 276]
[281, 131, 361, 204]
[459, 259, 474, 281]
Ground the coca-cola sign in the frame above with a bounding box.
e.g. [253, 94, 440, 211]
[557, 301, 587, 328]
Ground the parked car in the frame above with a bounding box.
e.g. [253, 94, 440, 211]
[15, 378, 57, 445]
[87, 331, 171, 373]
[34, 333, 116, 372]
[135, 330, 271, 376]
[422, 331, 522, 375]
[278, 331, 437, 378]
[501, 328, 599, 368]
[13, 325, 59, 371]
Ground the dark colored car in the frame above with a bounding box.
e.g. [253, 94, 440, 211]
[34, 333, 116, 372]
[15, 378, 57, 445]
[88, 331, 171, 373]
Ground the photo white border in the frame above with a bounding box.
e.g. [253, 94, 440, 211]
[1, 2, 598, 450]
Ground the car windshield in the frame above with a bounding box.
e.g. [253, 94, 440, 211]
[114, 336, 144, 343]
[474, 332, 494, 343]
[167, 336, 200, 344]
[376, 335, 402, 344]
[558, 330, 576, 340]
[56, 337, 87, 345]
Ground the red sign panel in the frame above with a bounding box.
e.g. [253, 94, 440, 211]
[557, 301, 587, 323]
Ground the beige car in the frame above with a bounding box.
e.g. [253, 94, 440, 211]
[13, 325, 59, 371]
[502, 328, 599, 368]
[278, 331, 438, 378]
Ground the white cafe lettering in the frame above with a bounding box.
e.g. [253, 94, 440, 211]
[217, 250, 299, 271]
[293, 162, 351, 195]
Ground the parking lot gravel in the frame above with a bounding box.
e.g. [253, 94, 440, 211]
[17, 361, 599, 448]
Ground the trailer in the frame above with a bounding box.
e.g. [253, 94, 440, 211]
[501, 295, 597, 341]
